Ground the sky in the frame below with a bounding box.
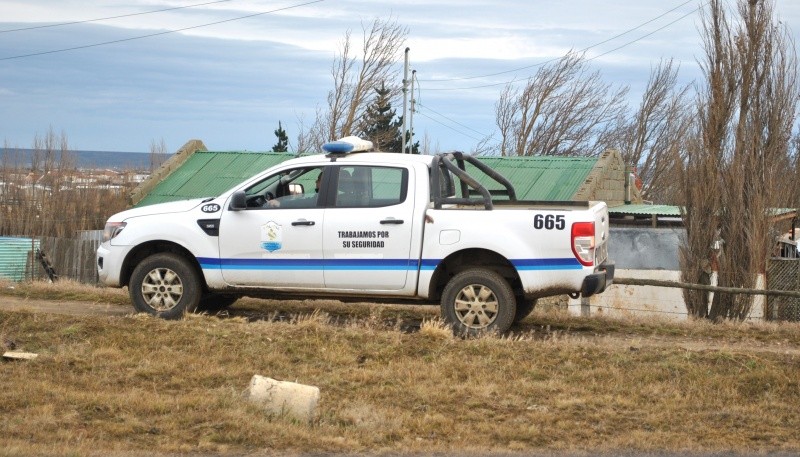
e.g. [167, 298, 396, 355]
[1, 0, 800, 155]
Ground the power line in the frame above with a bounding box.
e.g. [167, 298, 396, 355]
[423, 3, 703, 92]
[586, 5, 703, 63]
[414, 101, 490, 143]
[0, 0, 326, 61]
[416, 101, 490, 140]
[420, 0, 704, 90]
[0, 0, 233, 34]
[412, 2, 703, 149]
[415, 110, 484, 143]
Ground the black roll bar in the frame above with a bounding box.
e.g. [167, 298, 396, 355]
[431, 151, 518, 210]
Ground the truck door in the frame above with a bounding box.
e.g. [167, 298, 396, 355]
[218, 166, 326, 288]
[322, 165, 415, 290]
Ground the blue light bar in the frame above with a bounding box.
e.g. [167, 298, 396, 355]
[321, 136, 373, 154]
[322, 141, 355, 154]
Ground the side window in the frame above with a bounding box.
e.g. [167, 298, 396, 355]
[243, 166, 324, 209]
[335, 166, 407, 208]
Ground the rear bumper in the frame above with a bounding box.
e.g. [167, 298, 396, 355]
[581, 262, 615, 297]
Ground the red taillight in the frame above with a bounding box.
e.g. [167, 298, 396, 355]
[571, 222, 595, 266]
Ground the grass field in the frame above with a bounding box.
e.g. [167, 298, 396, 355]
[1, 280, 799, 456]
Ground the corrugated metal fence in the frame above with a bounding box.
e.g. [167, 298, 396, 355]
[0, 233, 102, 284]
[0, 236, 40, 281]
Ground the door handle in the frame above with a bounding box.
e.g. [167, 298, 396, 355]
[380, 219, 404, 225]
[291, 220, 315, 226]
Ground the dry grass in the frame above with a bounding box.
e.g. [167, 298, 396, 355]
[1, 279, 131, 306]
[1, 281, 799, 456]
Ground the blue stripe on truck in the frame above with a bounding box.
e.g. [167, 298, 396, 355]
[197, 257, 418, 270]
[511, 258, 583, 270]
[197, 257, 581, 271]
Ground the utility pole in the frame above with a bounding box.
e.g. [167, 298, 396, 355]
[401, 47, 410, 154]
[409, 69, 416, 154]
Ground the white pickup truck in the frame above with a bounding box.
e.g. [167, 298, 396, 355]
[97, 137, 614, 334]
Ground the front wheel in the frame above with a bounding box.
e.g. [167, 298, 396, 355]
[441, 268, 516, 336]
[129, 253, 201, 319]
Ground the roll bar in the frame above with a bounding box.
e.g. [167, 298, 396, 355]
[431, 152, 517, 210]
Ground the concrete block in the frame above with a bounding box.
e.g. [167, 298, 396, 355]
[246, 375, 319, 423]
[3, 351, 38, 360]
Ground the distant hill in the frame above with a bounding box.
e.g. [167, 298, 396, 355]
[0, 148, 165, 170]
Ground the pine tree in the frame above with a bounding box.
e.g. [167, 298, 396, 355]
[402, 126, 420, 155]
[359, 82, 419, 153]
[272, 121, 289, 152]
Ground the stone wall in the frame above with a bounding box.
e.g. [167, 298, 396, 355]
[573, 149, 641, 205]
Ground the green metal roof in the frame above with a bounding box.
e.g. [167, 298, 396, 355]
[470, 156, 597, 201]
[135, 151, 599, 207]
[609, 205, 799, 218]
[609, 204, 681, 217]
[136, 151, 295, 207]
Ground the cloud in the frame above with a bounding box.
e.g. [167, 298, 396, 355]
[1, 0, 799, 154]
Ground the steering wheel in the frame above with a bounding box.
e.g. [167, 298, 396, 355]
[246, 191, 276, 208]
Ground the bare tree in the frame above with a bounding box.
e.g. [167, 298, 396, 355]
[680, 0, 799, 320]
[790, 131, 800, 207]
[293, 113, 311, 154]
[148, 138, 169, 172]
[0, 129, 129, 238]
[609, 60, 692, 202]
[494, 52, 628, 157]
[470, 135, 496, 156]
[418, 131, 438, 156]
[680, 0, 743, 318]
[495, 84, 516, 156]
[301, 18, 408, 151]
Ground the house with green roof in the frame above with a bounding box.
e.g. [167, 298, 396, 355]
[130, 139, 642, 208]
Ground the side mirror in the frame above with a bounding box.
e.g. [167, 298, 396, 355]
[229, 191, 247, 211]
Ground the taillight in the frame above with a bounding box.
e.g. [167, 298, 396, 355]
[571, 222, 595, 266]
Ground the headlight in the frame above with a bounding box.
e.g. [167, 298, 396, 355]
[103, 221, 127, 242]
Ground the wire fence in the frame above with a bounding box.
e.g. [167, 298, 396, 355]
[613, 258, 800, 322]
[766, 258, 800, 321]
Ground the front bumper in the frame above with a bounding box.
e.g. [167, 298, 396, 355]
[96, 243, 128, 287]
[581, 262, 615, 297]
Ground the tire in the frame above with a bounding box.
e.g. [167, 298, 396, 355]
[129, 253, 201, 319]
[513, 297, 537, 323]
[441, 268, 516, 336]
[197, 294, 239, 313]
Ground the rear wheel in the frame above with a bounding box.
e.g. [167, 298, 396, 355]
[441, 268, 516, 336]
[129, 253, 201, 319]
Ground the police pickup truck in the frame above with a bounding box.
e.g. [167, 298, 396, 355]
[97, 137, 614, 335]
